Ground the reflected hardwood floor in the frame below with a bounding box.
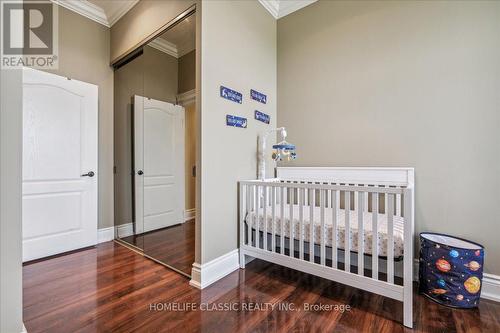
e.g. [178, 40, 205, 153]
[24, 242, 500, 333]
[120, 219, 195, 275]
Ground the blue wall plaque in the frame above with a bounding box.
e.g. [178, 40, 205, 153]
[250, 89, 267, 104]
[254, 110, 270, 124]
[220, 86, 242, 104]
[226, 115, 247, 128]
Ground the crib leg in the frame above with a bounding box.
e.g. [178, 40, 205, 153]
[239, 250, 246, 269]
[403, 297, 413, 328]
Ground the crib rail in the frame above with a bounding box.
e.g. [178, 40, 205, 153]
[239, 176, 414, 328]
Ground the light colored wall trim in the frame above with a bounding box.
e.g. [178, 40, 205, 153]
[148, 38, 179, 58]
[115, 222, 134, 238]
[177, 89, 196, 106]
[184, 208, 196, 222]
[52, 0, 108, 27]
[482, 273, 500, 303]
[21, 323, 27, 333]
[52, 0, 139, 27]
[258, 0, 317, 19]
[97, 227, 115, 243]
[258, 0, 279, 19]
[190, 249, 240, 289]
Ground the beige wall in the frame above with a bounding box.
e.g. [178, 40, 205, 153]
[178, 50, 196, 93]
[277, 0, 500, 274]
[111, 0, 196, 63]
[113, 53, 143, 227]
[114, 46, 178, 226]
[200, 0, 277, 263]
[43, 6, 114, 229]
[0, 69, 24, 333]
[144, 46, 178, 104]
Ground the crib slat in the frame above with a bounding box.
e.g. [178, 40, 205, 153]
[372, 192, 379, 279]
[320, 189, 326, 266]
[364, 189, 369, 212]
[255, 185, 260, 249]
[309, 188, 315, 262]
[271, 186, 276, 252]
[345, 191, 351, 272]
[354, 186, 358, 210]
[396, 193, 401, 217]
[280, 186, 285, 254]
[289, 187, 294, 257]
[387, 193, 395, 284]
[384, 191, 388, 215]
[357, 191, 364, 275]
[246, 185, 251, 246]
[332, 190, 339, 268]
[263, 185, 268, 251]
[299, 188, 304, 260]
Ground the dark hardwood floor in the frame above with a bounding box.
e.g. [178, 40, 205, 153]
[24, 242, 500, 333]
[120, 219, 195, 275]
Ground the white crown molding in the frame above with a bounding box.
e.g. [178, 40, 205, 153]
[107, 0, 139, 26]
[52, 0, 109, 27]
[258, 0, 317, 19]
[148, 38, 179, 58]
[258, 0, 279, 19]
[52, 0, 138, 27]
[177, 46, 196, 59]
[177, 89, 196, 106]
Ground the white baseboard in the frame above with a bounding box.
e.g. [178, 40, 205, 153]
[189, 249, 240, 289]
[21, 323, 27, 333]
[115, 222, 133, 238]
[97, 227, 115, 243]
[184, 208, 195, 222]
[480, 273, 500, 302]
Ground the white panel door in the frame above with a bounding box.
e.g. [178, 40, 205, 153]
[22, 67, 98, 262]
[134, 96, 185, 233]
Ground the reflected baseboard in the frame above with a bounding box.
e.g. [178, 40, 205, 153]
[184, 208, 195, 222]
[115, 222, 134, 238]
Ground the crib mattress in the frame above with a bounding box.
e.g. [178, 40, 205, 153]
[246, 204, 404, 258]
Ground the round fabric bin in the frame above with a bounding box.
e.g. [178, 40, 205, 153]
[419, 232, 484, 308]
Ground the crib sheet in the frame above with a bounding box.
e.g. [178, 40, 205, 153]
[245, 204, 404, 258]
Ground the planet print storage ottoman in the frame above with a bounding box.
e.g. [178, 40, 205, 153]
[419, 232, 484, 308]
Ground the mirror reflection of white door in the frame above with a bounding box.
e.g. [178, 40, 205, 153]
[134, 96, 185, 234]
[22, 68, 98, 262]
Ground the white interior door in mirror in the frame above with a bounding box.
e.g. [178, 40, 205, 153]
[22, 67, 98, 262]
[134, 96, 185, 233]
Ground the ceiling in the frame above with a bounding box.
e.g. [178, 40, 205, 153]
[154, 14, 196, 58]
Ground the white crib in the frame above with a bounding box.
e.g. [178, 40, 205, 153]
[239, 167, 414, 328]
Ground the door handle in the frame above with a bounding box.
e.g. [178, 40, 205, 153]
[137, 170, 144, 175]
[81, 171, 95, 177]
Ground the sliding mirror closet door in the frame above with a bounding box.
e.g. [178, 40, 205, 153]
[114, 50, 145, 250]
[142, 13, 196, 276]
